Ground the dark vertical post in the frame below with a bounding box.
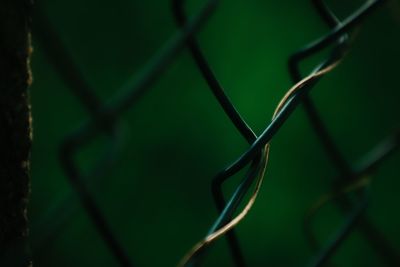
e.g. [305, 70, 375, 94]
[0, 0, 32, 266]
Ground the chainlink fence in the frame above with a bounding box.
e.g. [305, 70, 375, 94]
[14, 0, 400, 266]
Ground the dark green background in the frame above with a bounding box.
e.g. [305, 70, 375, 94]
[29, 0, 400, 266]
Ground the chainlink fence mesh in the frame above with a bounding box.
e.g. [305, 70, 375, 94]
[10, 0, 400, 266]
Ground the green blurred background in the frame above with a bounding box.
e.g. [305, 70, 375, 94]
[28, 0, 400, 266]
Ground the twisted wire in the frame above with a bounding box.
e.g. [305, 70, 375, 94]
[21, 0, 399, 266]
[179, 57, 343, 267]
[294, 1, 400, 265]
[180, 0, 390, 266]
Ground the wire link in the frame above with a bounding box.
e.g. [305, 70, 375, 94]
[24, 0, 399, 266]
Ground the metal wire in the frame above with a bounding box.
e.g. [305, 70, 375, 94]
[296, 1, 400, 266]
[20, 0, 399, 266]
[304, 131, 400, 267]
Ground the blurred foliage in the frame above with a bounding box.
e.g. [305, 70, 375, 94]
[29, 0, 400, 266]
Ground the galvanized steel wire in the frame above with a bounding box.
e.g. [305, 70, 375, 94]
[24, 0, 400, 266]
